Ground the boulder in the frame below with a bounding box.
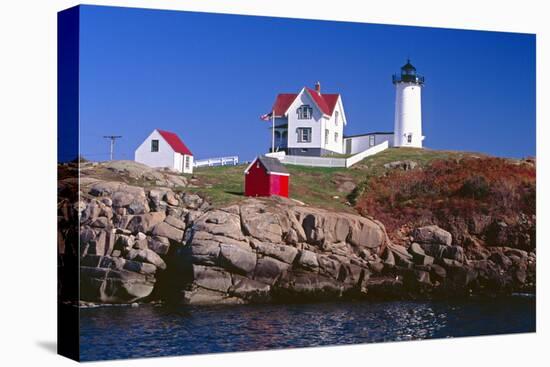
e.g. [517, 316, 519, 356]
[114, 234, 134, 250]
[219, 243, 257, 274]
[81, 200, 101, 223]
[87, 230, 107, 256]
[147, 236, 170, 256]
[181, 288, 242, 305]
[317, 255, 341, 279]
[252, 241, 298, 264]
[241, 203, 285, 243]
[164, 191, 179, 206]
[420, 242, 464, 263]
[165, 215, 186, 230]
[128, 199, 150, 215]
[152, 222, 184, 242]
[413, 225, 453, 246]
[80, 267, 155, 303]
[229, 277, 271, 302]
[123, 260, 157, 275]
[165, 175, 188, 188]
[384, 248, 396, 267]
[253, 256, 289, 285]
[389, 244, 413, 267]
[91, 217, 110, 229]
[194, 210, 245, 241]
[409, 243, 434, 265]
[192, 265, 232, 292]
[489, 251, 513, 268]
[348, 220, 385, 249]
[297, 250, 319, 270]
[126, 212, 166, 234]
[111, 191, 135, 208]
[383, 160, 418, 171]
[125, 249, 167, 270]
[182, 193, 203, 209]
[293, 206, 385, 249]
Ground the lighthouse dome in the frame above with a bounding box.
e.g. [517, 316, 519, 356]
[401, 59, 416, 73]
[393, 58, 424, 85]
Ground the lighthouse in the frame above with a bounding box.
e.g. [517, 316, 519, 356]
[392, 59, 425, 148]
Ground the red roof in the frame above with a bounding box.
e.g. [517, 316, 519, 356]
[157, 129, 193, 156]
[271, 87, 340, 117]
[272, 93, 298, 116]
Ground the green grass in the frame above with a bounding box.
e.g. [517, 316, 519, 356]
[186, 165, 247, 206]
[185, 148, 490, 211]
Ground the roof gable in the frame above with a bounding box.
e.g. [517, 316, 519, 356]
[271, 87, 340, 117]
[272, 93, 298, 117]
[304, 88, 340, 116]
[157, 129, 193, 156]
[244, 155, 289, 176]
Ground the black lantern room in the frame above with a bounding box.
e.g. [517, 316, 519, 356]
[392, 59, 425, 85]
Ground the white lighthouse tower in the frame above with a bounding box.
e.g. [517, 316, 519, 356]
[393, 59, 425, 148]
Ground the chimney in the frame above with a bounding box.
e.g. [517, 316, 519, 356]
[315, 81, 321, 93]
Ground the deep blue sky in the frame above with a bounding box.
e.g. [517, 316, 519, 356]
[78, 5, 536, 161]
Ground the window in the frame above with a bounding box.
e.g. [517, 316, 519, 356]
[334, 132, 339, 143]
[297, 105, 313, 119]
[369, 135, 375, 147]
[151, 139, 159, 152]
[325, 129, 329, 145]
[185, 156, 190, 169]
[335, 111, 339, 126]
[407, 134, 412, 143]
[297, 128, 312, 143]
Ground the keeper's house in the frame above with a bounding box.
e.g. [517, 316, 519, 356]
[244, 156, 289, 198]
[135, 129, 194, 174]
[266, 82, 347, 157]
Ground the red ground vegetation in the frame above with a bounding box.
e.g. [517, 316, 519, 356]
[355, 157, 536, 247]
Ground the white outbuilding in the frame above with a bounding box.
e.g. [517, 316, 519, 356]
[134, 129, 194, 174]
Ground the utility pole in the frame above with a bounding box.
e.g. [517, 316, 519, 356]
[103, 135, 122, 161]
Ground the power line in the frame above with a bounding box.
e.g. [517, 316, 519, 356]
[103, 135, 122, 161]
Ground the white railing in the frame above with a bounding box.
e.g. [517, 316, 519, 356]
[265, 151, 287, 160]
[194, 156, 239, 167]
[276, 141, 389, 168]
[280, 155, 347, 168]
[345, 141, 389, 167]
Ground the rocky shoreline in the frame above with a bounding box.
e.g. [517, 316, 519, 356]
[57, 161, 536, 307]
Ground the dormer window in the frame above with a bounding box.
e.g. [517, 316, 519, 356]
[297, 105, 313, 119]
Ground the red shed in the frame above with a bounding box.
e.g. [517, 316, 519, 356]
[244, 156, 290, 198]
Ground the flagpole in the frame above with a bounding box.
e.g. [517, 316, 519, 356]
[271, 110, 275, 153]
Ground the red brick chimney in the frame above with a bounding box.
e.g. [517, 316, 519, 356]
[315, 81, 321, 93]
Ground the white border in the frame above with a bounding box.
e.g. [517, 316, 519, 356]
[0, 1, 547, 366]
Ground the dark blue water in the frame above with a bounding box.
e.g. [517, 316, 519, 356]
[79, 296, 535, 361]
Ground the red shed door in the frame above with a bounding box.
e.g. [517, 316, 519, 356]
[245, 159, 270, 197]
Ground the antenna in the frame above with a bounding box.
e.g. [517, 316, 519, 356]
[103, 135, 122, 161]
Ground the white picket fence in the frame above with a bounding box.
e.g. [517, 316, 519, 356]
[280, 155, 347, 168]
[194, 156, 239, 168]
[344, 141, 389, 167]
[276, 141, 388, 168]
